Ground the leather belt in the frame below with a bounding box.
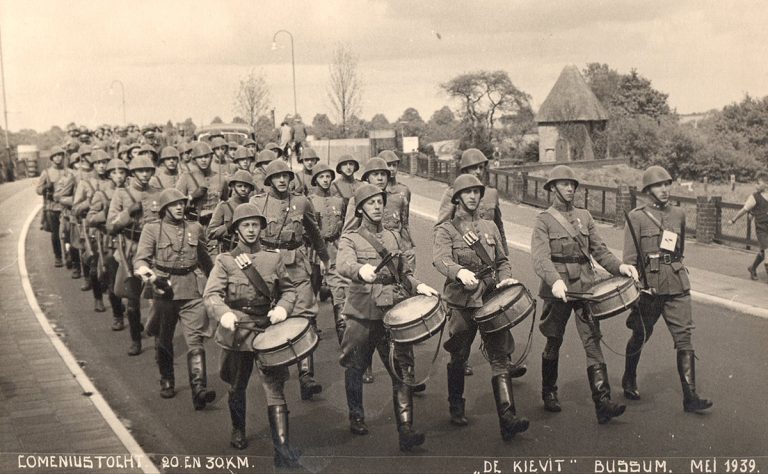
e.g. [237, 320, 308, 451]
[155, 263, 196, 275]
[551, 255, 590, 264]
[261, 240, 303, 250]
[646, 253, 682, 265]
[229, 302, 270, 316]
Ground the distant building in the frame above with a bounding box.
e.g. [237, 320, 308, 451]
[535, 65, 609, 162]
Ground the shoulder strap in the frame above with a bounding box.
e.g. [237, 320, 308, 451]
[357, 226, 412, 293]
[545, 207, 590, 259]
[642, 208, 685, 255]
[224, 201, 235, 219]
[124, 187, 138, 205]
[641, 208, 664, 231]
[450, 218, 494, 268]
[230, 247, 273, 300]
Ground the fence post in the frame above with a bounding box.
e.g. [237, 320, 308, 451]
[696, 195, 721, 244]
[427, 154, 436, 180]
[409, 153, 418, 176]
[614, 184, 637, 227]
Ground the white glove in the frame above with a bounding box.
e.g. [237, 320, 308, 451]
[619, 264, 640, 282]
[552, 279, 568, 302]
[135, 265, 156, 283]
[497, 278, 519, 289]
[358, 263, 377, 283]
[268, 306, 288, 325]
[220, 311, 238, 331]
[456, 268, 479, 290]
[416, 283, 439, 297]
[319, 259, 328, 275]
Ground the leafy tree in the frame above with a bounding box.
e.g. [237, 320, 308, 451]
[397, 107, 427, 139]
[425, 106, 460, 143]
[370, 113, 391, 130]
[582, 63, 621, 107]
[612, 70, 671, 119]
[211, 116, 223, 124]
[254, 115, 277, 146]
[232, 116, 247, 124]
[311, 113, 339, 140]
[346, 114, 369, 138]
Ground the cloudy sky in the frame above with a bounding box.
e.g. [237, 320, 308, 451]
[2, 0, 768, 131]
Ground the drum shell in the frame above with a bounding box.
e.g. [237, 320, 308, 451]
[586, 276, 640, 320]
[384, 296, 446, 344]
[252, 318, 319, 368]
[473, 285, 535, 334]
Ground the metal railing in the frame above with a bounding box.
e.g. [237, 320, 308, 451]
[416, 155, 430, 178]
[433, 160, 453, 184]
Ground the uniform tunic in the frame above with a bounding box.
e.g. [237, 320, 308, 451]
[149, 168, 180, 189]
[292, 168, 316, 196]
[330, 175, 361, 203]
[343, 185, 413, 249]
[433, 207, 514, 374]
[175, 164, 226, 221]
[308, 187, 347, 306]
[531, 201, 623, 366]
[436, 184, 509, 255]
[623, 202, 693, 351]
[207, 195, 250, 253]
[204, 243, 297, 405]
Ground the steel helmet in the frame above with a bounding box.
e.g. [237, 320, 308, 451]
[89, 149, 110, 164]
[243, 139, 257, 148]
[263, 159, 295, 187]
[68, 153, 81, 167]
[311, 163, 335, 186]
[378, 150, 400, 164]
[459, 148, 488, 172]
[360, 157, 391, 182]
[227, 141, 238, 151]
[159, 146, 180, 160]
[255, 149, 277, 166]
[177, 142, 193, 155]
[49, 146, 66, 159]
[106, 158, 129, 172]
[451, 174, 486, 204]
[211, 137, 228, 150]
[139, 144, 158, 157]
[229, 203, 267, 233]
[544, 165, 579, 191]
[299, 147, 320, 162]
[265, 142, 283, 157]
[157, 188, 187, 212]
[128, 155, 156, 172]
[641, 165, 673, 192]
[232, 146, 254, 162]
[125, 143, 141, 155]
[354, 183, 387, 216]
[228, 169, 255, 189]
[190, 142, 213, 160]
[335, 154, 360, 174]
[78, 144, 93, 157]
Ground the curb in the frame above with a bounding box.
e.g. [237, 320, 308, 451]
[18, 204, 160, 474]
[409, 206, 768, 320]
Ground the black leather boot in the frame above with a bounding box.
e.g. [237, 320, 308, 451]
[309, 317, 322, 339]
[345, 368, 367, 435]
[748, 252, 763, 280]
[394, 383, 425, 451]
[447, 362, 468, 426]
[363, 364, 374, 384]
[156, 345, 175, 399]
[80, 259, 91, 290]
[299, 355, 322, 400]
[229, 389, 247, 449]
[126, 308, 142, 355]
[188, 349, 216, 410]
[677, 350, 713, 413]
[587, 363, 626, 424]
[492, 373, 529, 441]
[403, 365, 426, 393]
[333, 304, 346, 345]
[269, 405, 301, 468]
[622, 338, 642, 400]
[541, 356, 561, 412]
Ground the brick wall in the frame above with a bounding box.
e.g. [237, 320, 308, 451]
[696, 196, 721, 244]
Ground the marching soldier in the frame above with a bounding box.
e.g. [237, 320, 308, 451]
[137, 144, 159, 167]
[149, 146, 181, 189]
[331, 155, 362, 205]
[531, 165, 638, 424]
[264, 142, 284, 159]
[178, 142, 193, 173]
[133, 188, 217, 409]
[232, 146, 254, 172]
[337, 183, 438, 450]
[85, 158, 128, 320]
[251, 149, 275, 193]
[207, 170, 255, 254]
[622, 165, 713, 413]
[107, 155, 162, 355]
[292, 114, 307, 159]
[433, 175, 529, 440]
[176, 142, 226, 226]
[307, 163, 348, 343]
[291, 146, 320, 196]
[211, 137, 235, 176]
[203, 203, 301, 466]
[54, 149, 86, 275]
[249, 159, 330, 401]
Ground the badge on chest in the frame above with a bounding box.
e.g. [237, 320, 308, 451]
[660, 230, 678, 252]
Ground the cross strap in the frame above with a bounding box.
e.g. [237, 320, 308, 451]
[450, 218, 494, 268]
[230, 247, 273, 302]
[545, 207, 591, 260]
[357, 226, 413, 294]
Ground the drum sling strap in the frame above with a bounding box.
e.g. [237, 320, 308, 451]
[228, 247, 278, 345]
[357, 227, 413, 295]
[450, 219, 497, 284]
[545, 207, 592, 263]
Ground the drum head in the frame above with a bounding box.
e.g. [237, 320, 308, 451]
[589, 276, 632, 300]
[252, 318, 309, 351]
[474, 285, 524, 319]
[384, 295, 439, 327]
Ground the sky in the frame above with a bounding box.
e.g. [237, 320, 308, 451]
[2, 0, 768, 131]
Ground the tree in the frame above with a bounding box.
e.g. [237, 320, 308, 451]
[233, 70, 271, 130]
[424, 106, 460, 143]
[311, 113, 339, 140]
[582, 63, 622, 107]
[440, 70, 531, 152]
[211, 116, 223, 124]
[254, 115, 277, 145]
[397, 107, 427, 139]
[612, 69, 671, 119]
[370, 113, 391, 130]
[180, 118, 196, 137]
[232, 116, 247, 124]
[327, 43, 363, 137]
[346, 114, 368, 138]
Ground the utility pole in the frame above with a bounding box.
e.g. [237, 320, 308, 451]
[0, 24, 12, 181]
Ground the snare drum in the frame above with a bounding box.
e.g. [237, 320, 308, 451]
[251, 318, 319, 368]
[473, 284, 535, 334]
[585, 276, 640, 320]
[383, 295, 446, 344]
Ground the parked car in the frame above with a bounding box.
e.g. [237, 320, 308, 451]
[194, 123, 255, 145]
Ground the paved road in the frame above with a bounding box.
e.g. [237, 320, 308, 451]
[25, 210, 768, 473]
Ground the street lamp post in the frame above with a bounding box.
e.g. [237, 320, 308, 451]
[272, 30, 297, 116]
[110, 79, 126, 125]
[0, 24, 12, 181]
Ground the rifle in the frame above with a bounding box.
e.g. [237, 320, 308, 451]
[624, 210, 651, 293]
[94, 229, 106, 282]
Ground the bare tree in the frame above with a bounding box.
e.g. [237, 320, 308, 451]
[327, 43, 363, 137]
[234, 70, 271, 130]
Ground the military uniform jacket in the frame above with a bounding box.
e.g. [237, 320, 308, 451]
[54, 169, 88, 210]
[86, 183, 119, 228]
[36, 166, 71, 212]
[330, 176, 361, 202]
[531, 203, 622, 298]
[107, 182, 162, 236]
[133, 217, 213, 300]
[73, 174, 108, 218]
[342, 186, 413, 248]
[433, 209, 511, 308]
[308, 188, 347, 262]
[204, 243, 297, 351]
[249, 189, 330, 268]
[436, 184, 508, 254]
[292, 168, 316, 196]
[250, 166, 268, 193]
[623, 203, 690, 295]
[176, 165, 225, 215]
[207, 195, 249, 243]
[149, 169, 180, 189]
[337, 221, 422, 321]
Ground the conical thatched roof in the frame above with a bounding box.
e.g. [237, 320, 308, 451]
[535, 65, 608, 123]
